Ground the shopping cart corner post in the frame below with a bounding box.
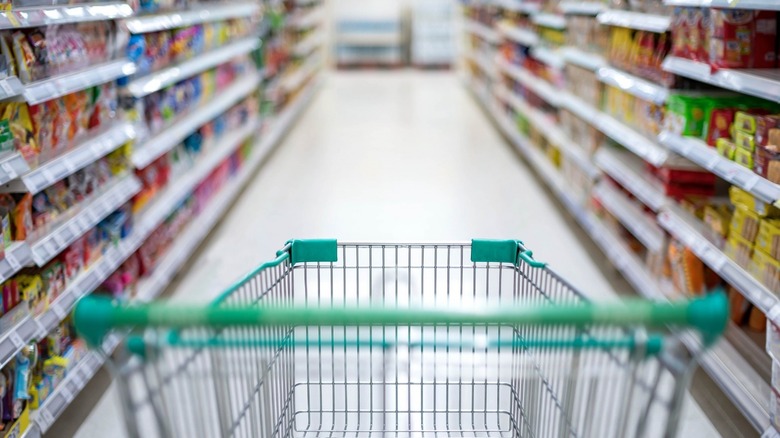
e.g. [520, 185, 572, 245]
[288, 239, 339, 264]
[469, 239, 547, 268]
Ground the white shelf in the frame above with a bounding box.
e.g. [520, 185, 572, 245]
[561, 92, 669, 166]
[597, 9, 671, 33]
[0, 76, 24, 100]
[594, 147, 667, 211]
[597, 66, 669, 105]
[136, 117, 259, 233]
[495, 84, 599, 180]
[663, 56, 780, 103]
[294, 31, 325, 57]
[1, 122, 136, 194]
[126, 37, 259, 98]
[558, 1, 606, 15]
[124, 2, 260, 34]
[466, 51, 498, 79]
[33, 335, 121, 434]
[658, 205, 780, 322]
[495, 0, 541, 14]
[463, 18, 501, 44]
[664, 0, 780, 10]
[23, 59, 136, 106]
[496, 58, 561, 106]
[531, 13, 566, 30]
[593, 180, 666, 253]
[496, 21, 538, 47]
[562, 47, 607, 72]
[29, 174, 142, 266]
[280, 56, 322, 92]
[132, 72, 260, 169]
[531, 46, 565, 70]
[0, 242, 32, 284]
[0, 3, 132, 29]
[659, 131, 780, 206]
[0, 152, 32, 186]
[136, 78, 320, 303]
[0, 313, 43, 369]
[288, 6, 324, 30]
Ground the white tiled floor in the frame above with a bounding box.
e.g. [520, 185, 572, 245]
[66, 70, 719, 437]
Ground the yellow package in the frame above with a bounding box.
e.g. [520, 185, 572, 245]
[756, 219, 780, 260]
[716, 138, 737, 159]
[703, 205, 732, 238]
[735, 130, 756, 152]
[725, 232, 754, 269]
[731, 205, 761, 242]
[668, 239, 705, 295]
[735, 111, 760, 134]
[750, 249, 780, 292]
[730, 186, 780, 217]
[734, 147, 754, 169]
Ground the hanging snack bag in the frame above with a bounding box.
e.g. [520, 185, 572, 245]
[709, 9, 777, 69]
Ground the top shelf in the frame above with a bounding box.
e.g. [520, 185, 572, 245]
[531, 12, 566, 30]
[0, 2, 132, 29]
[664, 0, 780, 10]
[663, 56, 780, 103]
[558, 1, 605, 15]
[124, 2, 260, 34]
[495, 0, 541, 14]
[597, 9, 671, 33]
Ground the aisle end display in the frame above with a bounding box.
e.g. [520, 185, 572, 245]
[0, 0, 324, 436]
[460, 0, 780, 435]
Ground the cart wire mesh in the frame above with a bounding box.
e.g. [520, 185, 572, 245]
[78, 240, 726, 438]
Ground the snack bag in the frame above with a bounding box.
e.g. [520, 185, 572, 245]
[3, 103, 39, 166]
[11, 32, 34, 83]
[709, 9, 777, 69]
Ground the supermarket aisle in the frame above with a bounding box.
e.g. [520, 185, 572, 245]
[69, 70, 717, 437]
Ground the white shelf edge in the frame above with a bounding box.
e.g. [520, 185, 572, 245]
[594, 147, 667, 211]
[0, 3, 133, 30]
[293, 30, 325, 57]
[531, 12, 566, 30]
[23, 59, 137, 105]
[597, 9, 671, 33]
[0, 242, 33, 284]
[463, 18, 501, 44]
[465, 51, 498, 80]
[662, 56, 780, 103]
[124, 2, 260, 34]
[558, 1, 606, 15]
[2, 122, 137, 194]
[495, 84, 599, 180]
[659, 131, 780, 206]
[29, 174, 142, 266]
[593, 180, 666, 253]
[562, 46, 607, 72]
[496, 58, 561, 106]
[496, 21, 538, 47]
[658, 205, 780, 322]
[495, 0, 541, 14]
[126, 37, 260, 98]
[288, 6, 324, 30]
[132, 72, 260, 169]
[664, 0, 780, 10]
[280, 56, 322, 92]
[561, 92, 669, 166]
[531, 46, 565, 70]
[597, 66, 669, 105]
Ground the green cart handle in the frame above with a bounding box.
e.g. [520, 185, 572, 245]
[74, 292, 728, 349]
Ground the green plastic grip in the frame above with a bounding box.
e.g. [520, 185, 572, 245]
[74, 292, 728, 349]
[471, 239, 547, 268]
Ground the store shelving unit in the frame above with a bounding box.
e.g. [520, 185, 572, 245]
[461, 2, 780, 435]
[0, 1, 324, 436]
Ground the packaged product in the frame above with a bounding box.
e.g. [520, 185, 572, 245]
[705, 107, 735, 146]
[1, 279, 18, 313]
[668, 239, 705, 295]
[709, 9, 777, 69]
[735, 111, 763, 134]
[41, 261, 65, 305]
[731, 205, 761, 241]
[755, 143, 780, 184]
[750, 248, 780, 291]
[749, 305, 768, 332]
[756, 115, 780, 146]
[3, 103, 39, 166]
[716, 137, 736, 159]
[703, 205, 732, 238]
[10, 32, 34, 83]
[664, 95, 709, 137]
[756, 219, 780, 260]
[728, 287, 750, 324]
[15, 274, 44, 316]
[734, 130, 755, 152]
[26, 30, 47, 82]
[725, 232, 754, 268]
[729, 185, 780, 217]
[733, 147, 753, 169]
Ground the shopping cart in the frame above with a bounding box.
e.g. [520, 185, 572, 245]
[74, 239, 727, 438]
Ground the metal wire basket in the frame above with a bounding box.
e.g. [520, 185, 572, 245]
[75, 239, 727, 437]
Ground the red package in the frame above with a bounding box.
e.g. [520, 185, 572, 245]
[706, 107, 736, 146]
[2, 279, 17, 313]
[672, 8, 690, 58]
[688, 9, 703, 60]
[709, 9, 777, 69]
[756, 115, 780, 146]
[651, 165, 718, 185]
[662, 182, 717, 199]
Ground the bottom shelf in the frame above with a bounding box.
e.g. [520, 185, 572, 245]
[23, 77, 322, 438]
[465, 76, 778, 437]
